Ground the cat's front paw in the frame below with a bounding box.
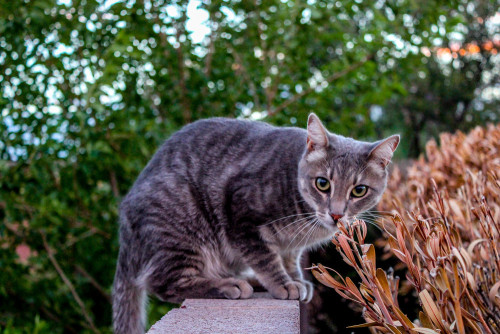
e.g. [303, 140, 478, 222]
[270, 281, 309, 301]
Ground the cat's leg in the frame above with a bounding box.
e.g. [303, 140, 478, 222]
[231, 233, 308, 301]
[151, 274, 254, 302]
[283, 250, 314, 302]
[146, 256, 253, 302]
[174, 276, 254, 300]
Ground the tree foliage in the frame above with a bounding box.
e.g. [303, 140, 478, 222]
[0, 0, 497, 332]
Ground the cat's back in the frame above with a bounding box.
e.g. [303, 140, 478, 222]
[170, 117, 277, 146]
[155, 117, 303, 168]
[129, 118, 305, 192]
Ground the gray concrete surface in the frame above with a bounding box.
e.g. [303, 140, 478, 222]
[147, 293, 300, 334]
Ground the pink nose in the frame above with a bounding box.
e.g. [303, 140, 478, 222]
[330, 214, 344, 222]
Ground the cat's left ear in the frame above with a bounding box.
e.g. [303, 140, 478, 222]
[307, 113, 329, 151]
[368, 135, 400, 167]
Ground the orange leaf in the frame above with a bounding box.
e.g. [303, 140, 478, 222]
[359, 283, 375, 303]
[452, 247, 468, 273]
[337, 234, 357, 267]
[489, 280, 500, 308]
[413, 328, 440, 334]
[453, 299, 465, 334]
[418, 311, 433, 329]
[458, 247, 472, 270]
[393, 306, 415, 329]
[345, 277, 364, 301]
[419, 290, 444, 330]
[375, 268, 394, 306]
[365, 243, 376, 268]
[347, 322, 381, 328]
[392, 249, 407, 262]
[388, 236, 400, 251]
[310, 264, 345, 290]
[385, 324, 403, 334]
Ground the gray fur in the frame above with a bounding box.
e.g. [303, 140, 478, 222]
[112, 114, 399, 334]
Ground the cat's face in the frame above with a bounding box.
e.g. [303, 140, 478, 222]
[298, 113, 399, 231]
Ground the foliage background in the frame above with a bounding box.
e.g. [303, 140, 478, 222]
[0, 0, 498, 332]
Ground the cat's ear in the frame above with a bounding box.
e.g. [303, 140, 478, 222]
[306, 113, 329, 151]
[368, 135, 400, 167]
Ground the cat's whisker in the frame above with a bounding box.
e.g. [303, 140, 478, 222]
[362, 210, 390, 216]
[260, 212, 316, 227]
[359, 217, 389, 227]
[356, 164, 369, 177]
[302, 219, 320, 249]
[321, 159, 329, 171]
[359, 212, 382, 219]
[358, 215, 385, 222]
[358, 212, 389, 220]
[367, 210, 398, 215]
[272, 219, 315, 239]
[286, 217, 316, 250]
[287, 216, 322, 251]
[271, 216, 316, 236]
[361, 215, 390, 220]
[294, 219, 318, 249]
[272, 214, 317, 230]
[360, 216, 382, 223]
[358, 218, 385, 233]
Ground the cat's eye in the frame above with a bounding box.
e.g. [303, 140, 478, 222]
[315, 177, 330, 192]
[351, 185, 368, 198]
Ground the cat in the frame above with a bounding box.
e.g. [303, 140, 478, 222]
[112, 113, 399, 334]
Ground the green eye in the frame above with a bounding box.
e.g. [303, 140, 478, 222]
[315, 177, 330, 192]
[351, 185, 368, 198]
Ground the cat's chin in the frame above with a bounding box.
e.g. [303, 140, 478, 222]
[315, 224, 340, 247]
[316, 217, 339, 233]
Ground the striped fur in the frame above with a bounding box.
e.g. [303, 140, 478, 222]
[112, 114, 398, 333]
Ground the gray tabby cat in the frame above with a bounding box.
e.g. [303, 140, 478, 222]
[112, 113, 399, 334]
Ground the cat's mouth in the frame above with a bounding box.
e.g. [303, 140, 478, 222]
[317, 213, 352, 231]
[315, 213, 339, 231]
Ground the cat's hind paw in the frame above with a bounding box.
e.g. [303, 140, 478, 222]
[218, 278, 254, 299]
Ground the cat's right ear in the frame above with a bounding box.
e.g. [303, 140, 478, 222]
[307, 113, 329, 152]
[368, 135, 400, 167]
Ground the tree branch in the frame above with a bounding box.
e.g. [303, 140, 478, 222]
[175, 23, 192, 124]
[254, 2, 278, 112]
[227, 43, 262, 111]
[75, 265, 112, 304]
[39, 305, 79, 334]
[109, 170, 119, 198]
[268, 54, 374, 117]
[204, 12, 217, 78]
[41, 233, 100, 334]
[197, 10, 218, 115]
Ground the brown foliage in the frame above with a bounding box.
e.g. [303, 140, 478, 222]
[311, 125, 500, 333]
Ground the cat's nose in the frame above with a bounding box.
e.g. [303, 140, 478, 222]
[330, 213, 344, 223]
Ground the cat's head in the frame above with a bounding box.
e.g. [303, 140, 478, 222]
[298, 113, 399, 231]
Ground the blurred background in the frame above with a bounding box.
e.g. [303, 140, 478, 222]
[0, 0, 498, 332]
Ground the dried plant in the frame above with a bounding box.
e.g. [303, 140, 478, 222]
[311, 125, 500, 333]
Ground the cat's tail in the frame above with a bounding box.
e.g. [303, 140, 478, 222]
[112, 264, 147, 334]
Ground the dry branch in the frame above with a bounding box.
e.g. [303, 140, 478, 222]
[312, 124, 500, 333]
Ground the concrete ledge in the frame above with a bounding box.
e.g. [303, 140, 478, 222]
[147, 293, 300, 334]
